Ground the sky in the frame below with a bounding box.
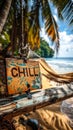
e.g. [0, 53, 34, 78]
[40, 2, 73, 58]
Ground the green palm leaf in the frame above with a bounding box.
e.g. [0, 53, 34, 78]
[28, 0, 40, 49]
[41, 0, 59, 52]
[61, 0, 73, 26]
[50, 0, 73, 25]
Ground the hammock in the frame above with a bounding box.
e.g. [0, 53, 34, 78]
[30, 58, 72, 91]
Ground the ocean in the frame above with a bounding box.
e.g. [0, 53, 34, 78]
[45, 57, 73, 74]
[45, 57, 73, 121]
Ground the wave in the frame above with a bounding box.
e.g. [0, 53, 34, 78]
[45, 58, 73, 74]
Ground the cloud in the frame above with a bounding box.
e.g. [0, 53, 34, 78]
[58, 31, 73, 57]
[40, 28, 50, 43]
[59, 31, 73, 45]
[54, 15, 58, 22]
[54, 8, 57, 15]
[53, 8, 58, 22]
[40, 28, 73, 57]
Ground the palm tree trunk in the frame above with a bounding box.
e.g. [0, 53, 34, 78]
[20, 0, 24, 48]
[11, 0, 17, 56]
[0, 0, 12, 34]
[19, 0, 29, 57]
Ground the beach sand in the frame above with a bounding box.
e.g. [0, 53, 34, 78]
[12, 101, 73, 130]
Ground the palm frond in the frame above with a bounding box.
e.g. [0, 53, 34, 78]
[41, 0, 59, 53]
[61, 0, 73, 26]
[49, 0, 64, 19]
[28, 0, 40, 49]
[50, 0, 73, 26]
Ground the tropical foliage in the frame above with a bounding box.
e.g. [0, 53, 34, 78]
[0, 32, 10, 47]
[35, 39, 54, 58]
[0, 0, 73, 56]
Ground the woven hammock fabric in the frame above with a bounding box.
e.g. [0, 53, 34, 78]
[39, 58, 73, 89]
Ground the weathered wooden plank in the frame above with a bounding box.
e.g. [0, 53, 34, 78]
[0, 83, 73, 119]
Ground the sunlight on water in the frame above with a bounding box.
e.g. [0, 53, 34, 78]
[45, 58, 73, 74]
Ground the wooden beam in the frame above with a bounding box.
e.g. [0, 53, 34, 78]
[0, 83, 73, 119]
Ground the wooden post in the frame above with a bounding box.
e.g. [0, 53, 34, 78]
[0, 83, 73, 118]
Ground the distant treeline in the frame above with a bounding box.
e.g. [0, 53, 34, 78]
[35, 39, 54, 58]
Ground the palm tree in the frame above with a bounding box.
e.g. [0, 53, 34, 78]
[0, 0, 12, 34]
[0, 0, 73, 56]
[29, 0, 73, 51]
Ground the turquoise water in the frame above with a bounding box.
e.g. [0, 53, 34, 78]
[45, 57, 73, 74]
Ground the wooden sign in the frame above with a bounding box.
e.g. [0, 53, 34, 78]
[6, 58, 41, 95]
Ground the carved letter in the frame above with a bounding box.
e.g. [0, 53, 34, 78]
[29, 68, 34, 76]
[11, 67, 18, 77]
[18, 67, 25, 77]
[34, 67, 38, 76]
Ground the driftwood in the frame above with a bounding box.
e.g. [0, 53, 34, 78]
[0, 83, 73, 118]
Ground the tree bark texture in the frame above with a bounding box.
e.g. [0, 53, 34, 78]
[0, 0, 12, 33]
